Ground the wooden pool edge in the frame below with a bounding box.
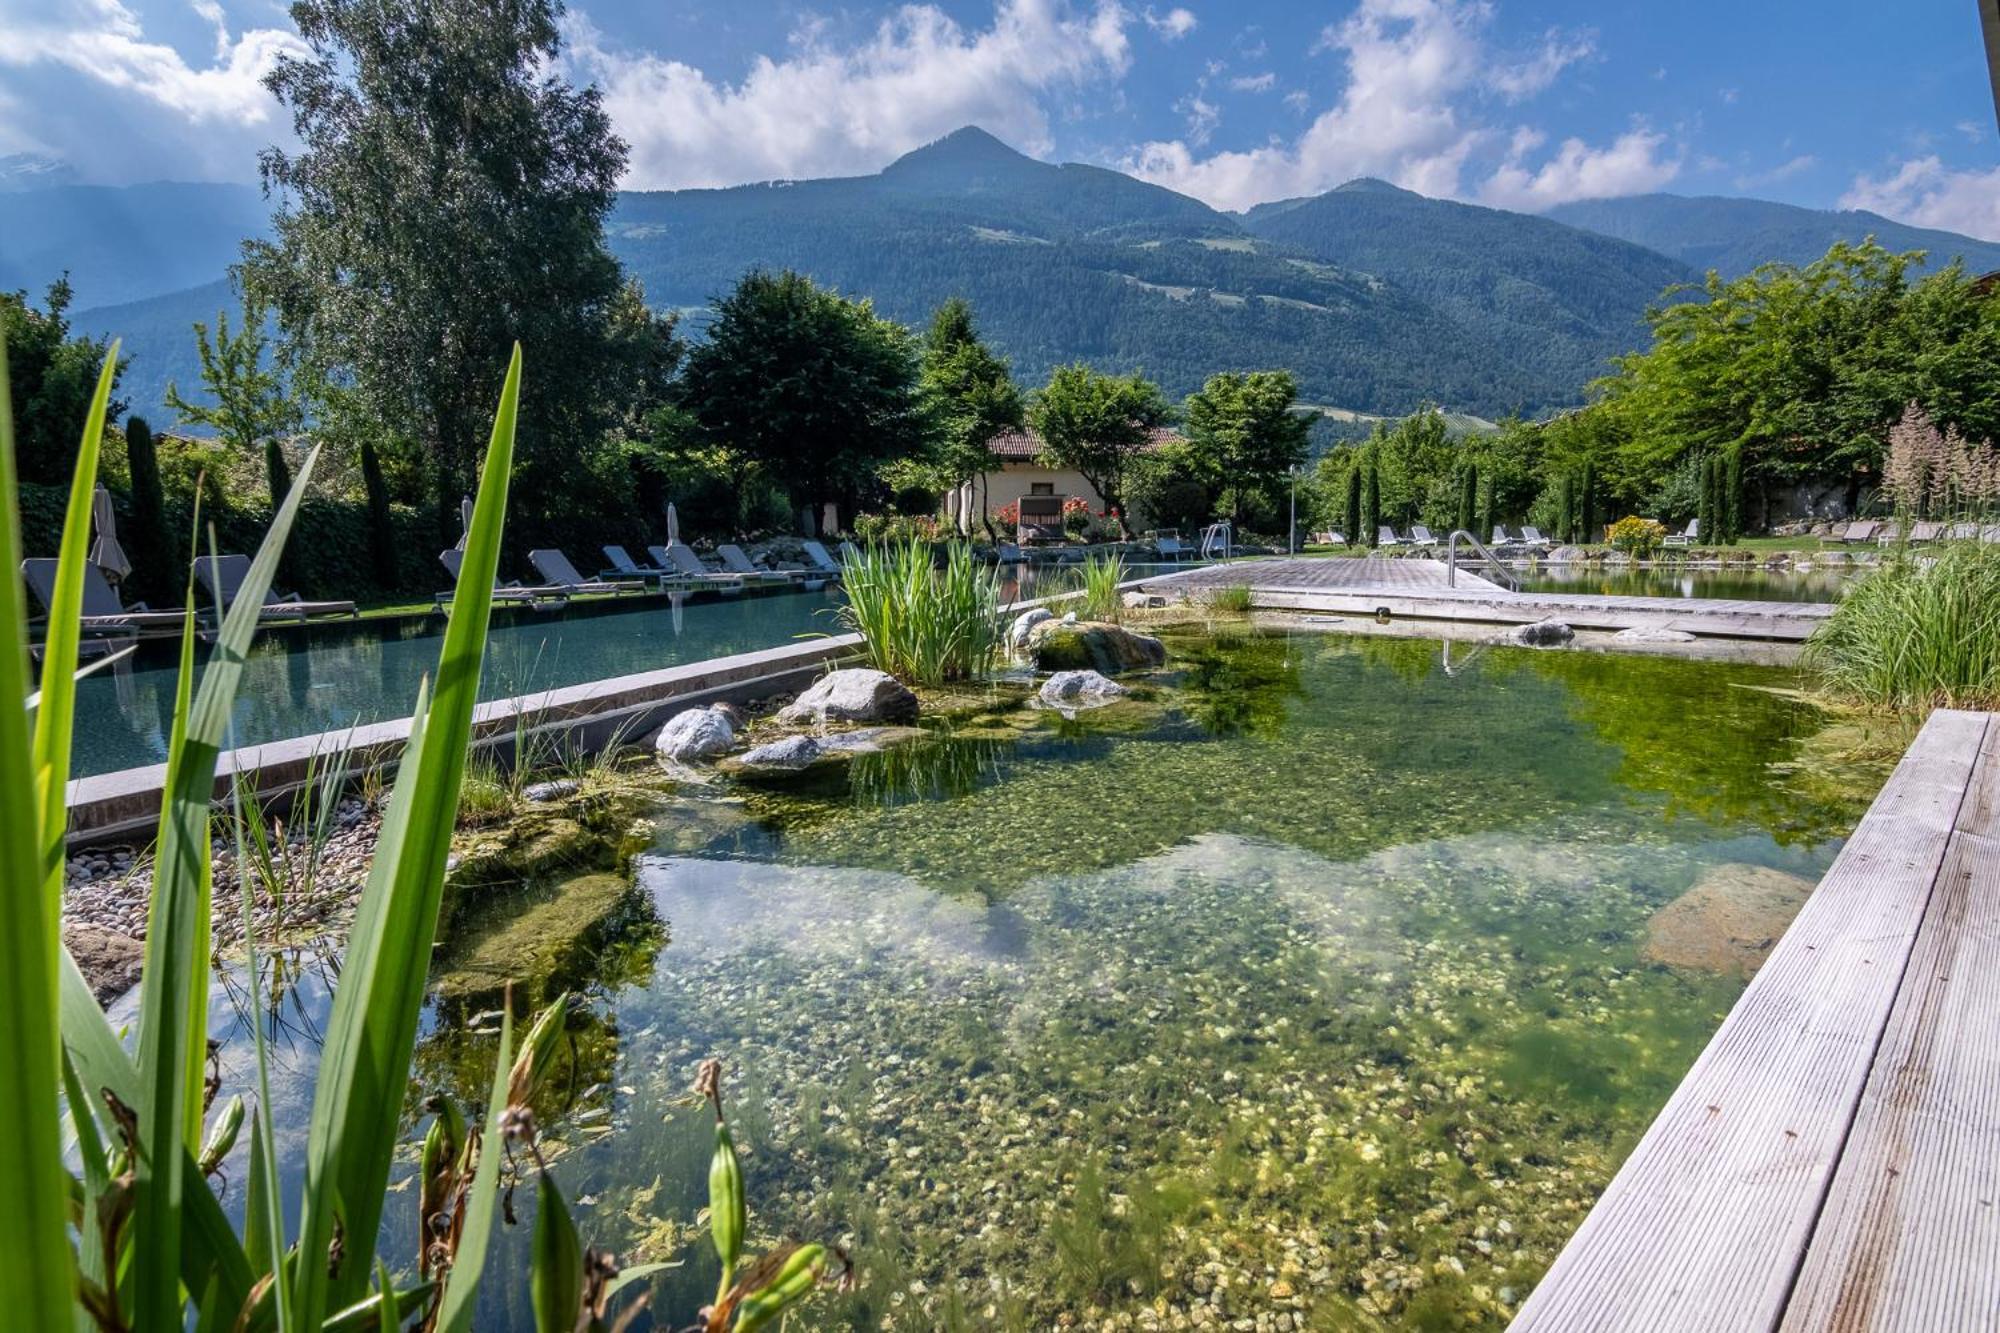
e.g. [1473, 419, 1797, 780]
[1509, 707, 2000, 1332]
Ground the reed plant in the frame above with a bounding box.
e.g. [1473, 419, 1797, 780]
[1, 337, 838, 1332]
[838, 538, 1004, 686]
[1076, 551, 1127, 622]
[1803, 541, 2000, 711]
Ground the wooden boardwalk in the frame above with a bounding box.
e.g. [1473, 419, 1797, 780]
[1511, 708, 2000, 1332]
[1145, 558, 1833, 641]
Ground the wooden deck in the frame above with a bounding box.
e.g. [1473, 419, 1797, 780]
[1144, 558, 1833, 641]
[1510, 708, 2000, 1332]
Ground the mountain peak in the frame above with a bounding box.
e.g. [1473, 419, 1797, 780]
[1333, 177, 1415, 197]
[880, 126, 1046, 186]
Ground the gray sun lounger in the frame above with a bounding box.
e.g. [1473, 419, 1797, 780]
[436, 549, 569, 609]
[649, 543, 746, 591]
[1376, 527, 1406, 547]
[22, 558, 187, 633]
[603, 544, 670, 578]
[1662, 519, 1698, 547]
[1408, 524, 1439, 548]
[800, 539, 844, 575]
[1519, 526, 1552, 548]
[194, 553, 357, 622]
[1840, 520, 1881, 545]
[716, 543, 800, 584]
[528, 549, 644, 595]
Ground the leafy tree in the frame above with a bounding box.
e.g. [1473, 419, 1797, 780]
[1695, 454, 1715, 544]
[1723, 444, 1743, 543]
[1027, 364, 1172, 538]
[241, 0, 647, 533]
[681, 270, 925, 535]
[2, 278, 125, 485]
[1180, 370, 1313, 530]
[164, 295, 298, 507]
[919, 297, 1022, 535]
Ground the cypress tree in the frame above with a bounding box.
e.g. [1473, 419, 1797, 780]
[359, 437, 399, 592]
[1555, 474, 1574, 546]
[264, 437, 293, 510]
[1696, 455, 1716, 546]
[1578, 461, 1597, 544]
[1480, 475, 1498, 544]
[1456, 464, 1477, 535]
[1344, 467, 1362, 547]
[123, 416, 174, 604]
[1362, 455, 1381, 548]
[1723, 446, 1743, 543]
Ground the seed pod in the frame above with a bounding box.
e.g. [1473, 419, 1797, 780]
[197, 1094, 244, 1176]
[708, 1118, 746, 1295]
[508, 993, 573, 1109]
[731, 1244, 827, 1333]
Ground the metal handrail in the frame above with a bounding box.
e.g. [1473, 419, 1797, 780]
[1445, 530, 1520, 591]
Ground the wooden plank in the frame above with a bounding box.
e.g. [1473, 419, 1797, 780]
[1508, 709, 1990, 1333]
[1778, 721, 2000, 1332]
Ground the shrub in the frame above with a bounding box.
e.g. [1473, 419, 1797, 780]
[838, 538, 1004, 685]
[1607, 515, 1666, 557]
[1803, 542, 2000, 711]
[852, 511, 940, 545]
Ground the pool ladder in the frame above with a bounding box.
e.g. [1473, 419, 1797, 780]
[1444, 530, 1520, 591]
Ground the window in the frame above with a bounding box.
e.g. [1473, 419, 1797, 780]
[1029, 482, 1055, 496]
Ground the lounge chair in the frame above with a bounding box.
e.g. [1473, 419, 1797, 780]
[1408, 525, 1438, 548]
[193, 554, 357, 623]
[996, 542, 1025, 564]
[1519, 526, 1553, 549]
[527, 549, 645, 595]
[1818, 521, 1852, 547]
[1155, 536, 1193, 561]
[839, 541, 864, 565]
[1662, 519, 1698, 548]
[1946, 522, 1981, 541]
[801, 540, 844, 575]
[1873, 521, 1903, 546]
[1839, 521, 1880, 546]
[1376, 526, 1407, 548]
[648, 543, 746, 592]
[436, 549, 568, 609]
[716, 543, 799, 585]
[21, 558, 186, 633]
[1488, 526, 1519, 549]
[603, 544, 670, 578]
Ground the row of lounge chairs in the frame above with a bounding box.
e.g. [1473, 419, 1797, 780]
[21, 554, 358, 636]
[1311, 525, 1556, 551]
[1818, 520, 2000, 547]
[436, 539, 854, 606]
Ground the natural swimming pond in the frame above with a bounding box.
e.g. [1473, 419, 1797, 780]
[195, 627, 1887, 1330]
[1511, 565, 1849, 602]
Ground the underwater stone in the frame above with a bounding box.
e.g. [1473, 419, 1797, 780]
[1040, 669, 1128, 705]
[523, 778, 581, 802]
[654, 704, 738, 761]
[1643, 862, 1816, 978]
[65, 924, 144, 1004]
[1027, 619, 1168, 674]
[1613, 626, 1697, 644]
[778, 668, 919, 725]
[1510, 620, 1575, 647]
[816, 726, 925, 755]
[740, 733, 825, 770]
[1008, 607, 1054, 650]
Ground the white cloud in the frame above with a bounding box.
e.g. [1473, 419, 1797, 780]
[1733, 153, 1814, 190]
[1230, 72, 1277, 93]
[1144, 6, 1197, 40]
[1480, 125, 1679, 209]
[0, 0, 303, 125]
[563, 0, 1133, 189]
[1956, 119, 1984, 144]
[1178, 93, 1220, 145]
[1283, 89, 1310, 115]
[1125, 0, 1645, 212]
[1840, 156, 2000, 242]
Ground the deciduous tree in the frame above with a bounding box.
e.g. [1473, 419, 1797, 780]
[164, 294, 298, 507]
[1028, 364, 1172, 538]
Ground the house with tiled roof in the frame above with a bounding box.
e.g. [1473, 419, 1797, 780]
[943, 426, 1182, 539]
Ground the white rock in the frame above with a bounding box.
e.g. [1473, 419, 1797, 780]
[777, 668, 919, 725]
[738, 734, 823, 770]
[1039, 669, 1129, 705]
[1008, 607, 1054, 650]
[654, 705, 737, 761]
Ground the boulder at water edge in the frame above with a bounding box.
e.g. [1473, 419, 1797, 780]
[1642, 863, 1816, 978]
[738, 733, 825, 771]
[1039, 669, 1128, 706]
[655, 704, 737, 761]
[778, 668, 919, 725]
[1026, 619, 1168, 674]
[1008, 607, 1054, 650]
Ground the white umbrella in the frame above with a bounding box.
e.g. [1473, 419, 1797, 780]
[665, 502, 680, 546]
[90, 485, 132, 585]
[454, 494, 474, 551]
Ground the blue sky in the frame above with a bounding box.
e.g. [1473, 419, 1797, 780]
[3, 0, 1996, 237]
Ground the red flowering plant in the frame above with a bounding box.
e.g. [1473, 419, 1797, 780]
[994, 500, 1021, 528]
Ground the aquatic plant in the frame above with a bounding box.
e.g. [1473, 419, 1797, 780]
[1077, 550, 1128, 621]
[1803, 542, 2000, 711]
[1203, 583, 1255, 615]
[837, 538, 1004, 685]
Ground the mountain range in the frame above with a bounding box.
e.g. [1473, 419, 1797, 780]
[7, 127, 1997, 432]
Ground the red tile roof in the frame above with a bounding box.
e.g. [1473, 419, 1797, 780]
[983, 426, 1181, 461]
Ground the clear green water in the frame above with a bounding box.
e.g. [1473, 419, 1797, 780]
[202, 629, 1876, 1331]
[1512, 566, 1848, 602]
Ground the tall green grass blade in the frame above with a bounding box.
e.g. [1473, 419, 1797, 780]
[0, 329, 91, 1333]
[434, 1003, 515, 1333]
[293, 346, 520, 1322]
[131, 446, 322, 1330]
